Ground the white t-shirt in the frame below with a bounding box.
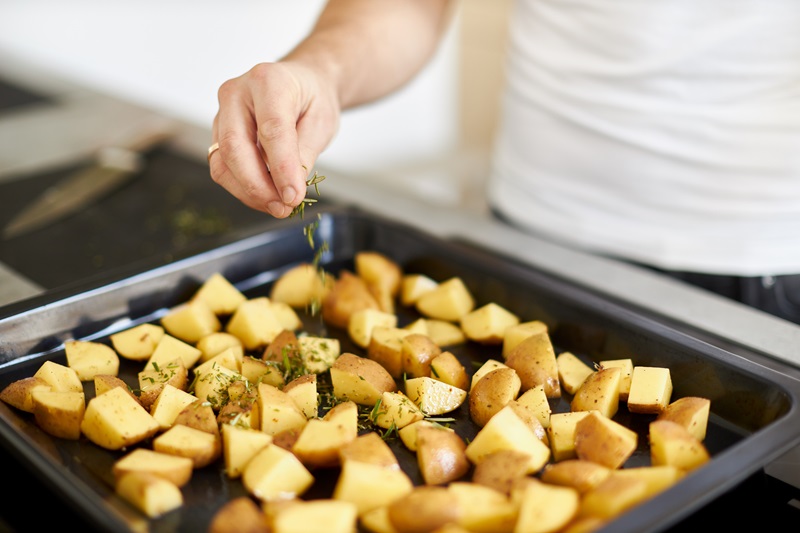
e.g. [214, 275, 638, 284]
[488, 0, 800, 276]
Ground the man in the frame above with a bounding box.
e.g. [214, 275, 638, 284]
[208, 0, 800, 323]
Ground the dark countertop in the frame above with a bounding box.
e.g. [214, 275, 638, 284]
[1, 55, 799, 532]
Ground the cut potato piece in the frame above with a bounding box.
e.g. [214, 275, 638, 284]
[217, 381, 259, 430]
[501, 320, 547, 359]
[192, 272, 246, 315]
[470, 359, 509, 391]
[64, 340, 120, 381]
[570, 366, 621, 419]
[283, 374, 318, 419]
[366, 326, 412, 379]
[339, 431, 400, 470]
[348, 308, 398, 349]
[221, 423, 272, 479]
[146, 334, 202, 372]
[597, 358, 633, 401]
[331, 353, 397, 406]
[150, 383, 199, 430]
[611, 465, 684, 500]
[333, 459, 414, 515]
[574, 411, 637, 469]
[656, 396, 711, 442]
[138, 359, 189, 411]
[372, 390, 425, 430]
[540, 459, 612, 494]
[515, 385, 551, 429]
[578, 475, 650, 520]
[31, 389, 85, 440]
[404, 376, 467, 416]
[241, 356, 284, 389]
[297, 335, 341, 374]
[226, 297, 284, 350]
[33, 360, 82, 393]
[400, 273, 438, 306]
[459, 302, 520, 345]
[417, 425, 470, 485]
[471, 449, 532, 496]
[628, 366, 673, 414]
[193, 362, 243, 411]
[547, 411, 592, 462]
[153, 423, 222, 468]
[110, 323, 165, 361]
[322, 270, 381, 330]
[514, 478, 580, 533]
[270, 300, 303, 331]
[293, 418, 357, 469]
[401, 333, 441, 378]
[556, 352, 594, 395]
[430, 351, 468, 391]
[208, 496, 271, 533]
[93, 374, 139, 404]
[469, 367, 521, 427]
[161, 299, 221, 344]
[116, 471, 183, 519]
[175, 399, 221, 437]
[424, 319, 467, 347]
[196, 332, 243, 363]
[270, 263, 333, 309]
[387, 486, 462, 533]
[242, 444, 315, 502]
[81, 387, 160, 450]
[0, 376, 51, 413]
[113, 447, 194, 487]
[649, 419, 710, 471]
[447, 482, 517, 533]
[504, 331, 561, 398]
[257, 383, 308, 437]
[415, 277, 475, 322]
[398, 419, 455, 453]
[193, 346, 242, 375]
[465, 405, 551, 474]
[273, 499, 358, 533]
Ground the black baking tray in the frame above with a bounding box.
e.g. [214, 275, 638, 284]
[1, 205, 799, 533]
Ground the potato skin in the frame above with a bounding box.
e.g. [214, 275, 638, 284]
[469, 367, 521, 427]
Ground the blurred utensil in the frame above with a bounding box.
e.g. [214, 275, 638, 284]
[2, 125, 173, 240]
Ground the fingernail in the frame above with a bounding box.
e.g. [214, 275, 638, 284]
[267, 201, 285, 217]
[281, 187, 297, 205]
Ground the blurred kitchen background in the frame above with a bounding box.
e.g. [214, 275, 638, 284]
[0, 0, 512, 212]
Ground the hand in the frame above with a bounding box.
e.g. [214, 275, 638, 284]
[209, 61, 340, 218]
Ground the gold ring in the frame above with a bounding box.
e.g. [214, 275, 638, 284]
[207, 142, 220, 161]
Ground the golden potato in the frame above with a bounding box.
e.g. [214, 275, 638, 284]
[627, 366, 673, 414]
[514, 478, 579, 533]
[283, 374, 318, 419]
[656, 396, 711, 442]
[322, 270, 381, 330]
[192, 272, 247, 316]
[196, 331, 243, 363]
[504, 331, 561, 398]
[459, 302, 520, 345]
[208, 496, 270, 533]
[64, 340, 120, 381]
[502, 320, 547, 359]
[113, 448, 194, 487]
[471, 449, 532, 495]
[401, 333, 441, 378]
[404, 377, 467, 416]
[33, 360, 82, 393]
[150, 383, 198, 430]
[348, 308, 398, 349]
[330, 353, 397, 406]
[138, 358, 189, 411]
[339, 431, 401, 470]
[416, 425, 470, 485]
[649, 419, 710, 471]
[400, 273, 438, 306]
[574, 411, 637, 469]
[371, 390, 425, 430]
[174, 398, 221, 438]
[447, 482, 517, 533]
[597, 358, 633, 401]
[570, 366, 621, 419]
[270, 263, 334, 309]
[116, 471, 183, 519]
[469, 367, 521, 427]
[256, 383, 307, 437]
[221, 423, 272, 479]
[387, 486, 461, 533]
[367, 326, 413, 379]
[160, 299, 221, 344]
[556, 351, 594, 395]
[109, 323, 164, 361]
[333, 459, 414, 515]
[81, 387, 160, 450]
[273, 499, 358, 533]
[415, 277, 475, 322]
[429, 351, 468, 390]
[226, 297, 284, 350]
[540, 459, 612, 494]
[31, 389, 85, 440]
[292, 417, 357, 469]
[0, 376, 51, 413]
[153, 424, 222, 469]
[242, 444, 315, 502]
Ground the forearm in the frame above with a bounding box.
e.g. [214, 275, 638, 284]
[283, 0, 456, 110]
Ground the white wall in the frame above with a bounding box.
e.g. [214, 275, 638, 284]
[0, 0, 460, 174]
